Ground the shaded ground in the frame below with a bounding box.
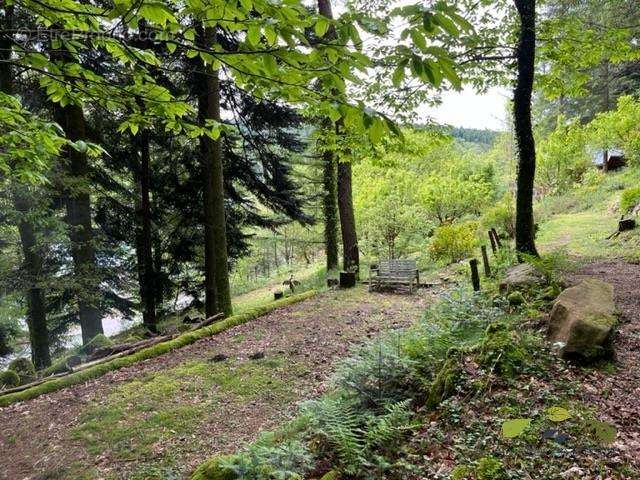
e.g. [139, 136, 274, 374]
[0, 285, 440, 480]
[566, 260, 640, 464]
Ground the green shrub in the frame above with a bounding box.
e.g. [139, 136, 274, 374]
[620, 187, 640, 213]
[429, 222, 478, 263]
[450, 465, 472, 480]
[0, 370, 20, 388]
[481, 194, 515, 238]
[8, 357, 36, 384]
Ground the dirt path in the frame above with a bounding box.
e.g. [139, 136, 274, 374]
[567, 260, 640, 465]
[0, 286, 440, 480]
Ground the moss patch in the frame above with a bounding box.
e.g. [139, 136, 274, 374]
[71, 356, 296, 473]
[0, 369, 20, 388]
[0, 290, 316, 407]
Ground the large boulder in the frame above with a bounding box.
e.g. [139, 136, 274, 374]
[499, 263, 545, 292]
[548, 279, 617, 361]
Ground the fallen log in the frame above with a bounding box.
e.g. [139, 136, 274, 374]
[0, 313, 226, 397]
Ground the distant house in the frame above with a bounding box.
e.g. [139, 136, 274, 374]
[592, 149, 626, 171]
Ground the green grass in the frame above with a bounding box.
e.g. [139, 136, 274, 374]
[536, 167, 640, 259]
[0, 290, 316, 407]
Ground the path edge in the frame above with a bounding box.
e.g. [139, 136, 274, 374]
[0, 290, 317, 408]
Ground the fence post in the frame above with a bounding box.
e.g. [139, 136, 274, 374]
[488, 230, 497, 253]
[469, 259, 480, 291]
[491, 228, 503, 248]
[481, 245, 491, 277]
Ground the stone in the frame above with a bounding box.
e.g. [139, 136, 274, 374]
[499, 263, 545, 292]
[548, 279, 616, 361]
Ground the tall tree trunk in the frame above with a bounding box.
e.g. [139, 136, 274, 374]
[54, 103, 104, 343]
[322, 149, 339, 271]
[513, 0, 539, 257]
[337, 161, 359, 273]
[318, 0, 341, 272]
[134, 129, 157, 332]
[196, 25, 232, 317]
[14, 193, 51, 368]
[2, 7, 50, 367]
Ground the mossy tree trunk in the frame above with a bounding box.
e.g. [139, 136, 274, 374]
[513, 0, 539, 257]
[318, 0, 342, 273]
[195, 24, 232, 317]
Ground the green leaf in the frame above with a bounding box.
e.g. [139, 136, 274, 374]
[409, 29, 427, 52]
[502, 418, 531, 438]
[586, 420, 617, 445]
[546, 407, 571, 422]
[315, 17, 329, 38]
[392, 65, 405, 88]
[247, 25, 261, 46]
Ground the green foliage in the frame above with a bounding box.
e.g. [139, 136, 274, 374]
[0, 370, 20, 388]
[429, 222, 478, 263]
[620, 187, 640, 213]
[477, 323, 531, 377]
[333, 336, 418, 410]
[476, 456, 506, 480]
[303, 397, 416, 477]
[481, 193, 515, 238]
[419, 175, 492, 225]
[536, 117, 590, 194]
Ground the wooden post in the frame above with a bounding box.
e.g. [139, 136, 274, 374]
[481, 246, 491, 277]
[469, 259, 480, 292]
[491, 228, 503, 248]
[488, 230, 497, 253]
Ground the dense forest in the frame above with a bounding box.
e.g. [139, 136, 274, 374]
[1, 0, 640, 478]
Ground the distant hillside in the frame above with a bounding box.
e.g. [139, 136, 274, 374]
[449, 126, 499, 145]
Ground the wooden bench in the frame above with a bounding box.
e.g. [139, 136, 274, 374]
[368, 259, 419, 294]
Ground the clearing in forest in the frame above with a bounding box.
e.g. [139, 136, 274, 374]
[0, 285, 440, 480]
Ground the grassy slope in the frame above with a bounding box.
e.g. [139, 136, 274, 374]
[536, 168, 640, 259]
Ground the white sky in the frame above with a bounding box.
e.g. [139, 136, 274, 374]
[422, 87, 510, 131]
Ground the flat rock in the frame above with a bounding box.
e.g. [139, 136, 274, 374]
[499, 263, 545, 291]
[548, 279, 616, 360]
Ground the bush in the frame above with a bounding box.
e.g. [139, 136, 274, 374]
[482, 194, 515, 238]
[620, 187, 640, 213]
[0, 370, 20, 388]
[8, 357, 36, 384]
[429, 222, 478, 263]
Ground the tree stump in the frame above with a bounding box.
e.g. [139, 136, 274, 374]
[619, 218, 636, 232]
[274, 291, 284, 300]
[339, 271, 356, 288]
